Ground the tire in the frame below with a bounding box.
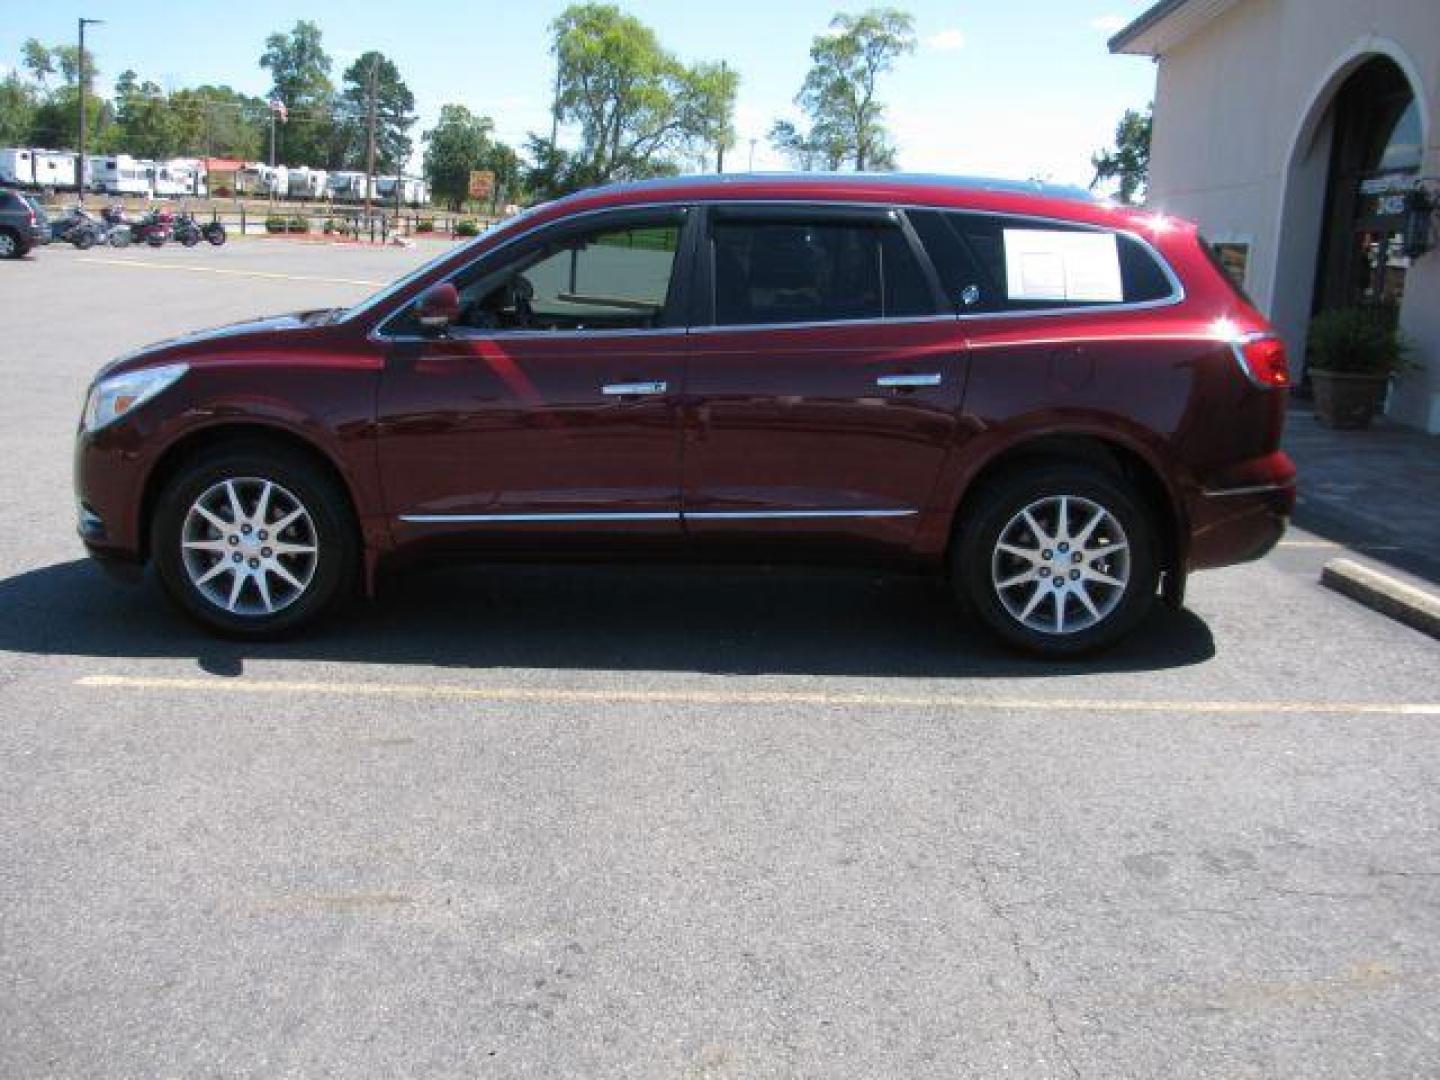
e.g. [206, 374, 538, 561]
[181, 232, 199, 247]
[146, 233, 166, 248]
[109, 229, 131, 248]
[954, 464, 1158, 657]
[152, 445, 358, 638]
[205, 227, 227, 246]
[0, 228, 21, 259]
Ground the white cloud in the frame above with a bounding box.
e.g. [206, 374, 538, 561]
[926, 28, 967, 51]
[1091, 14, 1129, 33]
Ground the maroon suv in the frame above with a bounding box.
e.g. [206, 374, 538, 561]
[74, 174, 1295, 655]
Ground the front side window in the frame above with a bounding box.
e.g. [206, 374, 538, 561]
[711, 216, 935, 326]
[452, 216, 683, 333]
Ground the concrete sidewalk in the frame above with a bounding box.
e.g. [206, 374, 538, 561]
[1285, 404, 1440, 585]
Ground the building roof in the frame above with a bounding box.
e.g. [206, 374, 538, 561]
[1109, 0, 1243, 56]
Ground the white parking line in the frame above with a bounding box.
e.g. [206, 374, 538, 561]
[76, 256, 386, 287]
[75, 675, 1440, 716]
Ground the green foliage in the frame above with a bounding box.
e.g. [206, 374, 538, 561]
[259, 21, 335, 166]
[0, 73, 40, 145]
[415, 217, 435, 233]
[423, 104, 517, 211]
[549, 4, 737, 184]
[1091, 105, 1152, 205]
[773, 8, 915, 172]
[265, 215, 310, 233]
[1307, 306, 1416, 377]
[333, 51, 416, 172]
[455, 219, 481, 237]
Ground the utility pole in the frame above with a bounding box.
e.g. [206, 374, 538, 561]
[748, 137, 757, 172]
[363, 54, 378, 223]
[76, 18, 103, 205]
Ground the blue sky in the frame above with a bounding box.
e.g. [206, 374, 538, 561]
[2, 1, 1158, 187]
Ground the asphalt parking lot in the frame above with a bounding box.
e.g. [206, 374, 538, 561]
[2, 239, 1438, 1078]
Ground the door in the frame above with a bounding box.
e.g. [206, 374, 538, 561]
[682, 204, 966, 556]
[376, 206, 694, 553]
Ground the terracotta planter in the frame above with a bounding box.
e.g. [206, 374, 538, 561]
[1310, 370, 1389, 430]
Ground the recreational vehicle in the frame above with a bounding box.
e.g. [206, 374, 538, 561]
[95, 155, 152, 197]
[288, 167, 328, 199]
[0, 149, 35, 187]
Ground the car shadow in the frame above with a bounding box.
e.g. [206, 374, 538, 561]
[0, 559, 1216, 679]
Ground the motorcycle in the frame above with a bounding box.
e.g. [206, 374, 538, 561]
[98, 205, 133, 248]
[171, 210, 227, 248]
[52, 206, 130, 249]
[129, 207, 174, 248]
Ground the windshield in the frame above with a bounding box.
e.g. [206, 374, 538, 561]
[338, 206, 548, 324]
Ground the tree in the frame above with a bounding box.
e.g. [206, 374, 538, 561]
[259, 20, 334, 165]
[423, 104, 505, 210]
[167, 85, 267, 160]
[1090, 104, 1152, 204]
[0, 73, 40, 145]
[114, 70, 181, 159]
[334, 51, 416, 172]
[773, 8, 915, 172]
[550, 4, 737, 183]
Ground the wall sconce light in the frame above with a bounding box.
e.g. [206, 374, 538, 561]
[1403, 180, 1437, 259]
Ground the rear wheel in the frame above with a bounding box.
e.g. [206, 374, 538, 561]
[955, 464, 1158, 657]
[152, 446, 357, 637]
[0, 228, 23, 258]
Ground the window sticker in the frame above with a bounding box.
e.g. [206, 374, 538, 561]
[1003, 229, 1123, 302]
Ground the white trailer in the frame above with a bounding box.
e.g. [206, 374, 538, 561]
[402, 177, 430, 207]
[95, 154, 152, 196]
[327, 170, 369, 202]
[0, 148, 36, 187]
[32, 150, 79, 190]
[150, 159, 203, 197]
[287, 167, 328, 199]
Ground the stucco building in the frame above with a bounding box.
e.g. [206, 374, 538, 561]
[1111, 0, 1440, 431]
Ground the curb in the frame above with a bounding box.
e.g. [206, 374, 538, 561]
[1321, 558, 1440, 640]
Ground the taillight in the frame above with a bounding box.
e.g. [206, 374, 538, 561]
[1234, 334, 1289, 389]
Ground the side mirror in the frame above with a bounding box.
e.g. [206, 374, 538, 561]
[415, 282, 460, 333]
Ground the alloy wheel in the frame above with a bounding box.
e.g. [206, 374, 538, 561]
[990, 495, 1131, 635]
[0, 233, 16, 257]
[180, 477, 319, 616]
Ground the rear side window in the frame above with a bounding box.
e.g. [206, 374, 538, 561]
[711, 217, 936, 326]
[907, 210, 1177, 313]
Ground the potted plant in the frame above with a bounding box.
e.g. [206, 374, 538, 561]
[1306, 305, 1415, 429]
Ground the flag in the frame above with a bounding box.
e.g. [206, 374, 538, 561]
[268, 98, 288, 123]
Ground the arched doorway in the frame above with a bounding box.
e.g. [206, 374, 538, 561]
[1312, 57, 1423, 313]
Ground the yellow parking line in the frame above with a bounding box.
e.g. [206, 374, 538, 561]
[74, 675, 1440, 717]
[75, 256, 385, 287]
[1277, 539, 1400, 550]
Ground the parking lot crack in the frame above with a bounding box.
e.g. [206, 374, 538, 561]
[967, 853, 1082, 1080]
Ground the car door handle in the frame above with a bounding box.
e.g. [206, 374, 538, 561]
[602, 380, 668, 396]
[876, 373, 942, 388]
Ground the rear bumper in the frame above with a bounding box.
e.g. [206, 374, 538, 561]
[1187, 452, 1297, 570]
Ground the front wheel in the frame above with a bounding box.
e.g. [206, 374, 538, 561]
[204, 226, 227, 246]
[0, 228, 22, 259]
[109, 228, 131, 248]
[152, 446, 358, 637]
[955, 465, 1158, 657]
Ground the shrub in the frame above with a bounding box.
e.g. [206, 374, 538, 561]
[212, 184, 232, 198]
[1307, 305, 1415, 377]
[454, 218, 480, 237]
[287, 215, 310, 234]
[415, 217, 435, 234]
[264, 215, 288, 233]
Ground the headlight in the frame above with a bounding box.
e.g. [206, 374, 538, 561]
[82, 363, 188, 433]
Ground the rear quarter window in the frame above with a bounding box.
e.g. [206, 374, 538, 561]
[907, 209, 1178, 313]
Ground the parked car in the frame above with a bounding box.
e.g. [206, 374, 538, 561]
[0, 188, 49, 257]
[73, 174, 1296, 655]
